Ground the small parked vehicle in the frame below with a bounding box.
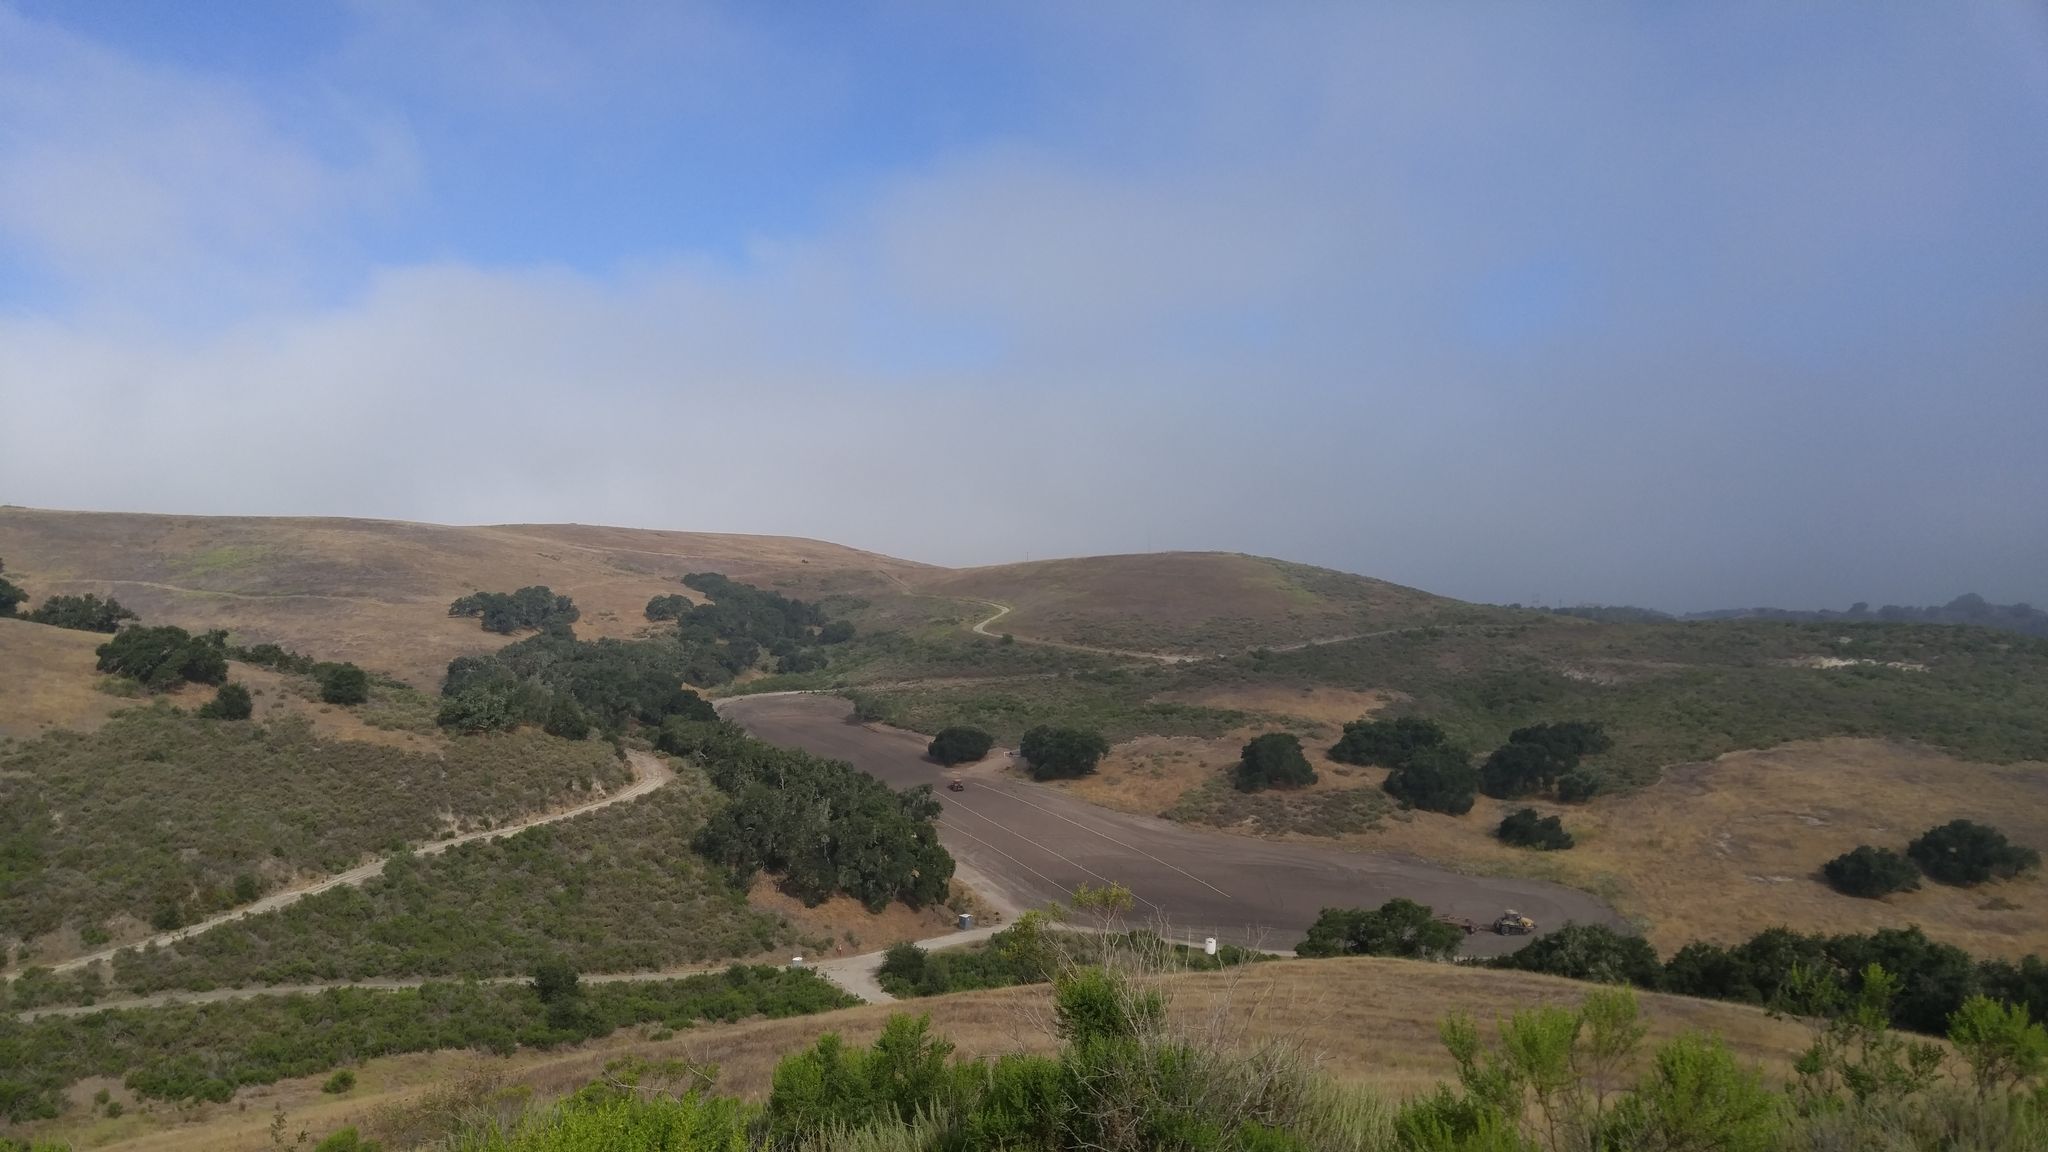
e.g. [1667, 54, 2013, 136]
[947, 779, 966, 792]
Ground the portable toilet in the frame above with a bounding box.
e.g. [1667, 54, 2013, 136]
[1204, 937, 1218, 956]
[790, 955, 805, 969]
[958, 913, 974, 931]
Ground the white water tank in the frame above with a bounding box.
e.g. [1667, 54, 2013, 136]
[1204, 937, 1218, 956]
[790, 956, 805, 969]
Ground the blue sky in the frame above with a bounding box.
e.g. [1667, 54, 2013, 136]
[2, 2, 2045, 610]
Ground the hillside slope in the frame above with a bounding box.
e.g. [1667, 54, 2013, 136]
[0, 508, 931, 686]
[922, 552, 1497, 656]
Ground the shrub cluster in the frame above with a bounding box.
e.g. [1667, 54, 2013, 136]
[24, 593, 136, 633]
[1327, 715, 1447, 767]
[876, 921, 1262, 999]
[1822, 844, 1920, 897]
[1232, 732, 1317, 792]
[314, 660, 369, 704]
[194, 681, 253, 720]
[1493, 920, 2048, 1038]
[927, 725, 994, 766]
[683, 723, 955, 911]
[227, 642, 319, 673]
[1019, 725, 1110, 780]
[1478, 720, 1611, 800]
[448, 586, 580, 634]
[94, 624, 228, 690]
[441, 634, 717, 734]
[1908, 819, 2041, 886]
[1380, 744, 1478, 815]
[0, 966, 851, 1118]
[0, 558, 24, 616]
[1295, 898, 1466, 960]
[1497, 807, 1574, 850]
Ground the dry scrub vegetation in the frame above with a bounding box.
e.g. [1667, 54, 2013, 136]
[94, 769, 792, 997]
[0, 709, 631, 962]
[18, 957, 1818, 1152]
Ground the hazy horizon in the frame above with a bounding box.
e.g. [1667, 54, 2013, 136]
[4, 3, 2044, 612]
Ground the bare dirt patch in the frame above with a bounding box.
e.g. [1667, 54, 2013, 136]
[745, 877, 961, 961]
[1156, 683, 1397, 732]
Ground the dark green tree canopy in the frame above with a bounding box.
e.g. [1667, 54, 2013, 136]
[1381, 743, 1477, 815]
[1480, 721, 1612, 799]
[1497, 807, 1574, 850]
[1233, 733, 1317, 793]
[1328, 715, 1447, 767]
[1823, 845, 1921, 898]
[1493, 922, 1663, 988]
[1296, 899, 1465, 960]
[449, 586, 580, 634]
[195, 682, 254, 721]
[95, 625, 228, 690]
[1908, 820, 2040, 886]
[928, 726, 995, 766]
[26, 593, 137, 633]
[0, 558, 25, 617]
[1018, 726, 1110, 781]
[314, 662, 370, 705]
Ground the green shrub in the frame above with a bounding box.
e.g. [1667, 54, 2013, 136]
[195, 682, 253, 721]
[1492, 922, 1664, 988]
[1327, 715, 1446, 767]
[1823, 845, 1921, 898]
[0, 559, 25, 617]
[1296, 899, 1466, 960]
[1497, 807, 1574, 850]
[927, 725, 994, 766]
[94, 625, 228, 690]
[321, 1069, 356, 1094]
[1234, 733, 1317, 792]
[26, 593, 137, 633]
[449, 587, 580, 634]
[314, 662, 370, 705]
[1908, 820, 2041, 886]
[1381, 744, 1477, 815]
[1019, 725, 1111, 780]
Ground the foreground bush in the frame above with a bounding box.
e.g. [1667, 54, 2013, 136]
[1823, 844, 1920, 898]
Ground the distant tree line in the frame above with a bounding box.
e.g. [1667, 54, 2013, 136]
[659, 717, 954, 911]
[449, 586, 581, 634]
[649, 572, 855, 676]
[25, 593, 137, 633]
[1532, 593, 2048, 640]
[1298, 898, 2047, 1040]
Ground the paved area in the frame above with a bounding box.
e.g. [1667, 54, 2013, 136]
[719, 694, 1624, 958]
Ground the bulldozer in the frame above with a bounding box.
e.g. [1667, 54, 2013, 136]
[1493, 909, 1536, 936]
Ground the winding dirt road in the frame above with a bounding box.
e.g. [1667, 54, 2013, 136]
[7, 751, 675, 980]
[720, 694, 1623, 958]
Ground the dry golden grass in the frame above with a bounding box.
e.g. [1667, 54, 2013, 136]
[1354, 739, 2048, 959]
[1160, 683, 1401, 729]
[0, 618, 127, 739]
[923, 552, 1475, 655]
[0, 509, 931, 687]
[37, 957, 1818, 1152]
[746, 877, 962, 957]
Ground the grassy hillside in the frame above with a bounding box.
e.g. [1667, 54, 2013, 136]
[0, 508, 931, 686]
[925, 551, 1499, 655]
[0, 708, 631, 963]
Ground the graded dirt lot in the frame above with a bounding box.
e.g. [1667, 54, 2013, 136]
[28, 957, 1817, 1152]
[720, 694, 1620, 955]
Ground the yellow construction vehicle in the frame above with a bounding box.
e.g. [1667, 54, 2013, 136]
[1493, 909, 1536, 936]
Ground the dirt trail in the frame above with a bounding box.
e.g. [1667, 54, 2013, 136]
[6, 751, 675, 980]
[965, 600, 1467, 664]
